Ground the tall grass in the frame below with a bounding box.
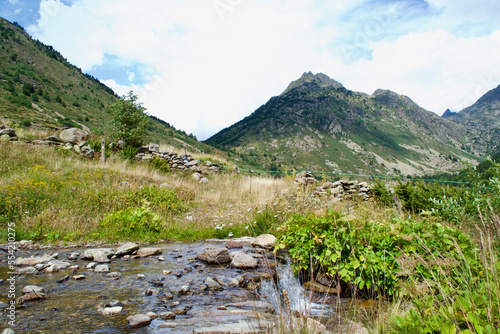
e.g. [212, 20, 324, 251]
[0, 141, 295, 243]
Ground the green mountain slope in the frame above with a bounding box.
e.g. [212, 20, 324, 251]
[206, 72, 481, 176]
[0, 17, 213, 153]
[446, 84, 500, 154]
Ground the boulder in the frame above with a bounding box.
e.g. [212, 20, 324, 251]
[204, 277, 223, 291]
[192, 172, 203, 181]
[199, 177, 209, 184]
[94, 264, 110, 273]
[14, 256, 53, 267]
[251, 234, 277, 250]
[196, 248, 231, 264]
[44, 260, 71, 272]
[115, 242, 140, 256]
[59, 128, 89, 145]
[159, 311, 176, 320]
[17, 292, 47, 304]
[303, 280, 340, 294]
[137, 247, 162, 257]
[102, 306, 122, 315]
[22, 286, 45, 294]
[169, 285, 190, 295]
[231, 251, 258, 269]
[14, 267, 39, 275]
[0, 129, 15, 136]
[0, 134, 10, 141]
[225, 240, 243, 249]
[128, 314, 151, 328]
[83, 248, 115, 260]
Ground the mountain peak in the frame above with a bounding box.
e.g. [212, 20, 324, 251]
[442, 109, 457, 118]
[282, 71, 343, 95]
[476, 84, 500, 105]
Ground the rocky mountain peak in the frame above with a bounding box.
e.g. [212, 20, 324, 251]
[476, 84, 500, 105]
[282, 71, 343, 95]
[442, 109, 457, 118]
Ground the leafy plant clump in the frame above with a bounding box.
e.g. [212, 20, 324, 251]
[98, 207, 163, 240]
[277, 211, 478, 298]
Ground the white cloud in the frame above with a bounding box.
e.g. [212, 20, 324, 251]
[26, 0, 500, 139]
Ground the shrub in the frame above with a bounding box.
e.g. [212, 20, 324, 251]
[98, 207, 163, 240]
[277, 211, 478, 298]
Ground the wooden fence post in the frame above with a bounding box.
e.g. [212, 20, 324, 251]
[101, 139, 106, 164]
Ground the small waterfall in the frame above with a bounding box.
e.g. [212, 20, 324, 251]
[260, 260, 334, 319]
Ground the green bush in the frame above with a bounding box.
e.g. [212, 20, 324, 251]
[277, 211, 478, 297]
[98, 207, 163, 240]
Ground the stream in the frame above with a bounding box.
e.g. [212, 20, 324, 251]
[0, 240, 351, 334]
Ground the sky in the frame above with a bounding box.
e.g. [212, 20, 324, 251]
[1, 0, 500, 140]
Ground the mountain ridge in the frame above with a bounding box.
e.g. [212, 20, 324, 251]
[207, 72, 482, 176]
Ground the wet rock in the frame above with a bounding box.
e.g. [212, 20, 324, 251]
[159, 311, 176, 320]
[86, 262, 97, 269]
[231, 251, 258, 269]
[205, 277, 223, 291]
[2, 329, 15, 334]
[196, 247, 231, 264]
[303, 280, 340, 294]
[73, 275, 86, 280]
[251, 234, 277, 250]
[17, 292, 47, 304]
[68, 252, 80, 260]
[128, 314, 151, 328]
[0, 302, 9, 309]
[94, 264, 110, 273]
[14, 255, 53, 267]
[137, 274, 146, 279]
[225, 240, 243, 249]
[13, 267, 39, 275]
[216, 275, 244, 288]
[45, 260, 71, 272]
[106, 272, 122, 279]
[170, 285, 190, 295]
[22, 286, 45, 294]
[56, 275, 70, 283]
[93, 250, 111, 263]
[173, 305, 190, 315]
[146, 312, 158, 320]
[102, 306, 122, 315]
[115, 242, 140, 256]
[137, 247, 162, 257]
[83, 248, 114, 260]
[225, 301, 274, 312]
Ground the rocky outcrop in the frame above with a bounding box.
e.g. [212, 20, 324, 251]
[0, 128, 18, 141]
[59, 128, 89, 145]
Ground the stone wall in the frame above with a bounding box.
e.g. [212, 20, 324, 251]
[295, 172, 372, 201]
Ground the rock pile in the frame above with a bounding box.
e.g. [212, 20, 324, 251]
[295, 173, 372, 201]
[0, 128, 18, 142]
[134, 143, 222, 176]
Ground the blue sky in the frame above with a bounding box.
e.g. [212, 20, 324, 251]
[1, 0, 500, 140]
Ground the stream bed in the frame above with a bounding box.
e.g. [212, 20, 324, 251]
[0, 240, 352, 334]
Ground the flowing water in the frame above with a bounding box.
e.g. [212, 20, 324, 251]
[0, 242, 347, 333]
